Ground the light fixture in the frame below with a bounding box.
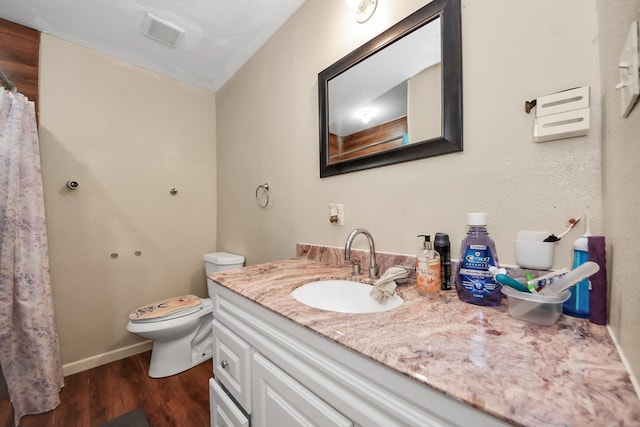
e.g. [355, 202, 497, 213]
[346, 0, 377, 23]
[358, 109, 372, 124]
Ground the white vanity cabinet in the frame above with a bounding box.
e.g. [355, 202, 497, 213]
[213, 319, 252, 413]
[252, 351, 352, 427]
[208, 279, 509, 427]
[210, 378, 249, 427]
[211, 316, 352, 427]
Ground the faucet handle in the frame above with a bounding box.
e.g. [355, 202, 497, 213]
[350, 259, 361, 276]
[369, 265, 379, 280]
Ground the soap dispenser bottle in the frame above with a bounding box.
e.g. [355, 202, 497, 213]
[416, 235, 441, 296]
[454, 213, 502, 306]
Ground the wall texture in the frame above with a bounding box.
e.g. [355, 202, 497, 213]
[216, 1, 601, 272]
[38, 35, 217, 369]
[597, 0, 640, 384]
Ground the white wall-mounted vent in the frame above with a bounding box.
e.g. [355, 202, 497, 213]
[142, 13, 185, 48]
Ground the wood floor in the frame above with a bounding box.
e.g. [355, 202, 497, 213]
[0, 351, 212, 427]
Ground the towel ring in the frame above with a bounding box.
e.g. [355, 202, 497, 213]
[255, 183, 270, 209]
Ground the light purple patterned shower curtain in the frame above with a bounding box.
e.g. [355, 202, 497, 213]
[0, 89, 64, 425]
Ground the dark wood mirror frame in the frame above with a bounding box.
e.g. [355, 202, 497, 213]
[318, 0, 462, 178]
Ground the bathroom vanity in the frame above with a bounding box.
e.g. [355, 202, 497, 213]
[208, 274, 505, 426]
[207, 252, 640, 426]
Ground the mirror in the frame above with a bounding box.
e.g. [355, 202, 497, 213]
[319, 0, 462, 177]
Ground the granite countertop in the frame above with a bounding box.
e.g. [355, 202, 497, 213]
[208, 251, 640, 426]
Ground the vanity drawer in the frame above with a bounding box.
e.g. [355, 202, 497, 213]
[210, 378, 249, 427]
[213, 319, 253, 413]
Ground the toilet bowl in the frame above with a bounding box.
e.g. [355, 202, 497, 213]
[127, 295, 214, 378]
[126, 252, 244, 378]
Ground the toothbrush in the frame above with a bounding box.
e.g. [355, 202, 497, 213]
[525, 272, 535, 292]
[489, 267, 530, 292]
[495, 274, 531, 292]
[543, 217, 581, 242]
[527, 268, 570, 291]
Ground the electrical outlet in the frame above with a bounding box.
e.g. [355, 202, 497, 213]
[328, 203, 344, 226]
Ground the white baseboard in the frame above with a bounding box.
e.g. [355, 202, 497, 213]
[62, 340, 153, 377]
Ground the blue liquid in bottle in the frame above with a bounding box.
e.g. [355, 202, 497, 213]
[454, 213, 502, 307]
[563, 237, 590, 318]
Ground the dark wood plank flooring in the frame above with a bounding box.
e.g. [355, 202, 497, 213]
[0, 351, 212, 427]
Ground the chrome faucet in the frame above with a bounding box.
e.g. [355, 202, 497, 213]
[344, 228, 379, 279]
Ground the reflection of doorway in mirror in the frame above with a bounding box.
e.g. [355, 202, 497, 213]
[329, 117, 407, 163]
[319, 0, 462, 178]
[408, 62, 442, 143]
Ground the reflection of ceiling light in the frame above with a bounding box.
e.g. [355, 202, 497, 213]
[359, 109, 371, 124]
[345, 0, 377, 23]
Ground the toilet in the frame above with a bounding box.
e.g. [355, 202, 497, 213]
[126, 252, 244, 378]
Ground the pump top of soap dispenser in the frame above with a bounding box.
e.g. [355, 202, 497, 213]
[418, 234, 432, 249]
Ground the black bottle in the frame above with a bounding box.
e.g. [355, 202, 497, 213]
[434, 233, 451, 290]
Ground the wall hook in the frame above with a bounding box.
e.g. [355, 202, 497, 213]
[170, 188, 178, 195]
[524, 99, 537, 114]
[66, 180, 79, 190]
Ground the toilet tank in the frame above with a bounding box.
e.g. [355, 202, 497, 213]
[204, 252, 245, 275]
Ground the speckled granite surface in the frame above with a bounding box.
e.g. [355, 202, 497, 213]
[207, 244, 640, 426]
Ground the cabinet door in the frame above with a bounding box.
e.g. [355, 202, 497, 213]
[213, 319, 253, 413]
[252, 352, 352, 427]
[210, 378, 250, 427]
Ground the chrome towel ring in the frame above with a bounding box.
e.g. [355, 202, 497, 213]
[255, 183, 270, 209]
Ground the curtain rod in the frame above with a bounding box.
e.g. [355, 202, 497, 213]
[0, 68, 17, 93]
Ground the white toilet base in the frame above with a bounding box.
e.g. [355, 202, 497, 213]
[148, 313, 213, 378]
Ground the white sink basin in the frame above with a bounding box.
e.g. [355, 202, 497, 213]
[291, 280, 403, 314]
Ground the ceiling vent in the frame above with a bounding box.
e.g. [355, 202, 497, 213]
[142, 13, 185, 48]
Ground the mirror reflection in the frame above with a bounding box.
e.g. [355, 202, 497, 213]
[319, 0, 462, 178]
[328, 17, 442, 163]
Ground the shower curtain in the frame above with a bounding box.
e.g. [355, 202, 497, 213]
[0, 89, 64, 425]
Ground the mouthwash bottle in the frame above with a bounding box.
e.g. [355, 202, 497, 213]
[454, 213, 502, 306]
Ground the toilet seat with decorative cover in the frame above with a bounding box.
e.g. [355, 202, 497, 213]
[128, 294, 203, 323]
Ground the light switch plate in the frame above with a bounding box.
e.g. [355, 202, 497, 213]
[617, 21, 640, 117]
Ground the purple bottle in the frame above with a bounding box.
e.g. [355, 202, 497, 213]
[454, 213, 502, 306]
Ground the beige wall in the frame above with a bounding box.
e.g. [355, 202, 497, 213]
[217, 1, 601, 269]
[597, 0, 640, 383]
[39, 35, 217, 367]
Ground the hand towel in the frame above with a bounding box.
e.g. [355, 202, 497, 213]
[370, 266, 410, 304]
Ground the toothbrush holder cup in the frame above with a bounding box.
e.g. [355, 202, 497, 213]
[514, 239, 555, 270]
